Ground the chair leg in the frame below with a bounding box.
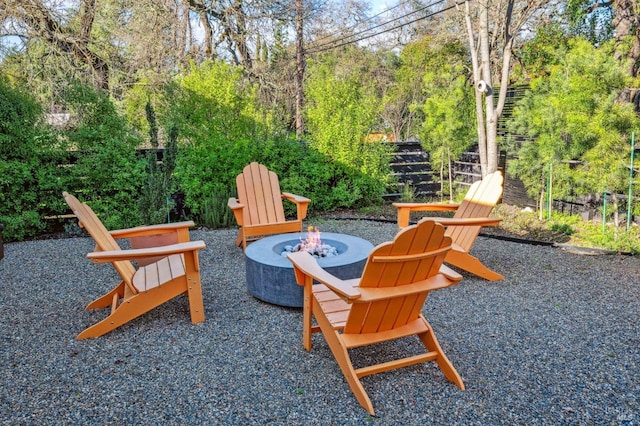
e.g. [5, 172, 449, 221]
[77, 283, 189, 339]
[445, 250, 504, 281]
[77, 294, 148, 339]
[302, 279, 313, 351]
[85, 281, 126, 310]
[396, 207, 411, 229]
[185, 272, 205, 324]
[236, 229, 244, 248]
[417, 316, 465, 390]
[314, 298, 375, 415]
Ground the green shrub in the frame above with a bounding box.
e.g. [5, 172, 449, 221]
[549, 222, 575, 235]
[0, 79, 65, 241]
[60, 84, 146, 230]
[197, 189, 236, 229]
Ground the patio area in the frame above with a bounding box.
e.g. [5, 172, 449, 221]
[1, 218, 638, 424]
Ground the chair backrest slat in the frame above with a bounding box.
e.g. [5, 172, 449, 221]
[448, 171, 504, 251]
[63, 192, 136, 289]
[237, 162, 286, 226]
[344, 220, 451, 334]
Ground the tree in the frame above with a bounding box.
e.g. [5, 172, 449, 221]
[3, 0, 110, 90]
[418, 38, 475, 198]
[462, 0, 557, 176]
[567, 0, 640, 107]
[304, 47, 391, 204]
[509, 38, 639, 217]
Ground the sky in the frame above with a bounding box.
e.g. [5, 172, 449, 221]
[367, 0, 394, 14]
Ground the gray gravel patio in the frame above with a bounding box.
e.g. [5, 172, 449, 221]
[1, 218, 639, 425]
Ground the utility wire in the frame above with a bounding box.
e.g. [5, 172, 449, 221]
[311, 0, 416, 46]
[306, 0, 463, 55]
[308, 1, 438, 52]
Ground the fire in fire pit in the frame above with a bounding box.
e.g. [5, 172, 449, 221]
[281, 226, 339, 258]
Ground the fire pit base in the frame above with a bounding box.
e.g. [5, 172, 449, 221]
[245, 232, 374, 307]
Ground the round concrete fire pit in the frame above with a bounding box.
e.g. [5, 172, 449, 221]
[245, 232, 374, 307]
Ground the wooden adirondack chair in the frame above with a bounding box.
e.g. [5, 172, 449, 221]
[393, 171, 504, 281]
[228, 162, 311, 249]
[286, 219, 465, 416]
[63, 192, 206, 339]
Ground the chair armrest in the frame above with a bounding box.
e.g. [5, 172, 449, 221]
[227, 197, 244, 211]
[286, 251, 360, 301]
[393, 202, 460, 228]
[282, 192, 311, 204]
[392, 202, 460, 211]
[87, 241, 206, 263]
[430, 217, 502, 227]
[357, 274, 459, 302]
[109, 221, 195, 239]
[439, 265, 463, 282]
[228, 197, 245, 226]
[282, 192, 310, 221]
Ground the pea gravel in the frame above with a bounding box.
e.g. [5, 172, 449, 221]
[1, 219, 638, 425]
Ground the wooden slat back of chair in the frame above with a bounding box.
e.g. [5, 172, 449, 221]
[63, 192, 137, 291]
[344, 220, 451, 335]
[236, 162, 287, 226]
[448, 171, 504, 252]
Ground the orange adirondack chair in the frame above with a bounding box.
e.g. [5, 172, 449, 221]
[228, 162, 311, 249]
[287, 219, 465, 416]
[393, 171, 504, 281]
[63, 192, 206, 339]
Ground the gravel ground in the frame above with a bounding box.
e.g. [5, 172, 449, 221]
[1, 218, 639, 425]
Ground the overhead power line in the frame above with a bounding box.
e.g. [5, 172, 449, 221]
[311, 0, 416, 46]
[306, 0, 463, 55]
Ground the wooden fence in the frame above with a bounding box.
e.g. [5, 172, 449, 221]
[386, 141, 638, 223]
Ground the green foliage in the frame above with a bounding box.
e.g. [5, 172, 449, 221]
[60, 83, 146, 230]
[169, 60, 273, 214]
[569, 218, 640, 254]
[0, 79, 63, 241]
[304, 49, 391, 197]
[138, 103, 174, 225]
[518, 24, 571, 79]
[411, 38, 474, 184]
[197, 189, 236, 229]
[549, 222, 575, 236]
[508, 38, 639, 205]
[168, 58, 388, 218]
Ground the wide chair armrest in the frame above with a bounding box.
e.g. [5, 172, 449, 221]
[109, 221, 195, 239]
[287, 251, 360, 301]
[439, 265, 463, 282]
[430, 217, 502, 227]
[228, 197, 246, 225]
[87, 241, 206, 263]
[282, 192, 310, 204]
[227, 197, 244, 211]
[392, 202, 460, 211]
[393, 202, 460, 228]
[282, 192, 310, 220]
[357, 273, 459, 302]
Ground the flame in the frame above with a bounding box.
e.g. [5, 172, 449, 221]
[300, 226, 322, 252]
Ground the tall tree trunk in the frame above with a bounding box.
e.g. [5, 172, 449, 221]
[465, 1, 489, 177]
[296, 0, 305, 139]
[479, 4, 495, 176]
[464, 0, 523, 176]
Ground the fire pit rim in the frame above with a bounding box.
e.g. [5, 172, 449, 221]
[245, 232, 373, 268]
[244, 232, 374, 307]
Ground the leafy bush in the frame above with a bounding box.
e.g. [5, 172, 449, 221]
[0, 79, 64, 241]
[59, 84, 146, 230]
[169, 60, 388, 220]
[197, 189, 236, 229]
[169, 61, 269, 214]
